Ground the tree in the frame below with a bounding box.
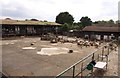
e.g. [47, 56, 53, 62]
[93, 20, 107, 24]
[5, 18, 12, 20]
[55, 12, 74, 24]
[60, 23, 69, 31]
[30, 19, 39, 21]
[72, 22, 82, 29]
[108, 19, 114, 24]
[80, 16, 92, 27]
[116, 20, 120, 24]
[93, 19, 115, 26]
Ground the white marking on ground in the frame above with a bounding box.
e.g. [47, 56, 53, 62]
[74, 51, 79, 52]
[10, 43, 14, 44]
[37, 47, 69, 56]
[24, 41, 30, 43]
[41, 45, 53, 48]
[37, 47, 79, 56]
[5, 43, 9, 45]
[22, 47, 36, 50]
[51, 44, 58, 45]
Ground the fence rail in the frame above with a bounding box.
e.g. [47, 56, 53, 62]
[55, 40, 117, 78]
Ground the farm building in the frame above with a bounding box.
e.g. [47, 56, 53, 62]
[81, 26, 120, 40]
[0, 19, 61, 37]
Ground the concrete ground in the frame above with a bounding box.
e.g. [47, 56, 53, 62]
[104, 45, 118, 76]
[1, 37, 118, 76]
[93, 46, 118, 77]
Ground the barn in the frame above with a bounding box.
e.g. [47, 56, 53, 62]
[81, 26, 120, 40]
[1, 19, 61, 37]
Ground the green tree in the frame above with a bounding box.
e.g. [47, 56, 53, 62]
[80, 16, 92, 27]
[94, 20, 107, 24]
[30, 19, 39, 21]
[55, 12, 74, 24]
[93, 20, 115, 25]
[72, 22, 82, 30]
[60, 23, 69, 31]
[108, 19, 114, 24]
[116, 20, 120, 24]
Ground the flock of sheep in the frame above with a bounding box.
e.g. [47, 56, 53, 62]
[51, 36, 102, 48]
[40, 34, 118, 50]
[105, 43, 118, 51]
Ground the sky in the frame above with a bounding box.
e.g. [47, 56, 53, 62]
[118, 1, 120, 20]
[0, 0, 119, 22]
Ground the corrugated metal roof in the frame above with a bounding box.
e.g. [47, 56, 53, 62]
[0, 19, 61, 26]
[82, 26, 120, 32]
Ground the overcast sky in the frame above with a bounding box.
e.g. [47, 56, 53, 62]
[118, 1, 120, 20]
[0, 0, 119, 22]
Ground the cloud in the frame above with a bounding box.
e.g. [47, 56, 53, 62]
[118, 1, 120, 20]
[2, 6, 30, 19]
[1, 0, 30, 19]
[0, 0, 118, 22]
[99, 0, 118, 20]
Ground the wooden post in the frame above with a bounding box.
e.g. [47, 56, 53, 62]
[81, 62, 83, 78]
[91, 53, 94, 77]
[92, 53, 94, 61]
[102, 47, 104, 61]
[107, 45, 110, 55]
[100, 35, 104, 40]
[97, 54, 99, 61]
[106, 55, 108, 70]
[73, 66, 75, 78]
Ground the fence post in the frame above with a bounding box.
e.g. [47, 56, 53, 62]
[81, 62, 83, 78]
[107, 45, 109, 55]
[91, 53, 94, 77]
[92, 53, 94, 61]
[102, 47, 104, 61]
[97, 54, 99, 61]
[73, 66, 75, 78]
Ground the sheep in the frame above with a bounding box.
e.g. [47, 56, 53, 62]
[77, 40, 84, 48]
[83, 41, 91, 47]
[109, 43, 118, 51]
[94, 42, 100, 48]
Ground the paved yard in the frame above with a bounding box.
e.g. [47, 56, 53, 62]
[1, 37, 118, 76]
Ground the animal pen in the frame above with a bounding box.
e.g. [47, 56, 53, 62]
[55, 40, 118, 78]
[1, 19, 61, 37]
